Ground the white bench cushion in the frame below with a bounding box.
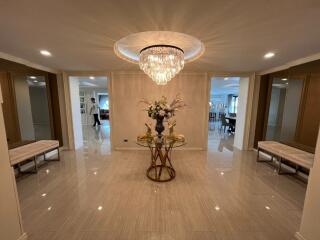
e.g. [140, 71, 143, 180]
[258, 141, 314, 169]
[9, 140, 59, 166]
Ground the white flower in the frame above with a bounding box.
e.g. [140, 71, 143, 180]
[159, 110, 165, 116]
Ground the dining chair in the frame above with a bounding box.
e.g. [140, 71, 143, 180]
[220, 114, 232, 133]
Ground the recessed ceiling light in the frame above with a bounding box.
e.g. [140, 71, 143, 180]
[89, 76, 95, 80]
[220, 172, 224, 176]
[40, 50, 52, 56]
[224, 77, 229, 80]
[97, 206, 103, 211]
[265, 206, 271, 210]
[41, 193, 47, 197]
[215, 205, 220, 211]
[264, 52, 275, 59]
[30, 76, 37, 79]
[281, 78, 287, 81]
[33, 80, 38, 83]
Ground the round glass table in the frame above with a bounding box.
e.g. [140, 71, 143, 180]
[137, 138, 186, 182]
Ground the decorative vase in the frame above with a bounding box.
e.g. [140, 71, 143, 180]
[155, 116, 165, 138]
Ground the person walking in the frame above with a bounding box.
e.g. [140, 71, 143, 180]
[90, 97, 101, 127]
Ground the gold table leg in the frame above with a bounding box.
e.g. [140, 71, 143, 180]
[146, 143, 176, 182]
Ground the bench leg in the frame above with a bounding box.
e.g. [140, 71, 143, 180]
[278, 158, 282, 174]
[18, 163, 22, 174]
[17, 157, 38, 175]
[277, 158, 299, 175]
[257, 148, 274, 162]
[33, 156, 38, 173]
[43, 148, 60, 161]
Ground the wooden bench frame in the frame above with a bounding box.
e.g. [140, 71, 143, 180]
[256, 141, 313, 175]
[10, 140, 60, 174]
[257, 148, 299, 175]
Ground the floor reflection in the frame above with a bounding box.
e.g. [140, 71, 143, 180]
[208, 121, 234, 152]
[82, 120, 111, 154]
[15, 119, 307, 239]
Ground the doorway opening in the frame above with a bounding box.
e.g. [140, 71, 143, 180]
[68, 76, 110, 150]
[208, 77, 240, 152]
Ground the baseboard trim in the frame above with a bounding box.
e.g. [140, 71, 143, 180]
[295, 232, 307, 240]
[18, 232, 28, 240]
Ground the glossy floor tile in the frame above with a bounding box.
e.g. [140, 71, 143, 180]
[208, 120, 234, 152]
[16, 122, 306, 240]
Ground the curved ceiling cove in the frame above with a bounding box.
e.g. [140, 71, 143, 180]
[114, 31, 205, 64]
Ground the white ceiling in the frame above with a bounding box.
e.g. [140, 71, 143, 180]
[0, 0, 320, 72]
[76, 76, 108, 88]
[211, 77, 239, 95]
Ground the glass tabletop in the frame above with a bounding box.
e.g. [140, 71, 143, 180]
[136, 138, 186, 148]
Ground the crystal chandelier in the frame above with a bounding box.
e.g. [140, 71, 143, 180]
[139, 45, 184, 85]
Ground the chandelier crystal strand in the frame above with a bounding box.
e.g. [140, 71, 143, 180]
[139, 45, 184, 85]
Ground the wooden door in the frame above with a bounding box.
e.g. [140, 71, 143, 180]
[0, 72, 21, 144]
[295, 74, 320, 149]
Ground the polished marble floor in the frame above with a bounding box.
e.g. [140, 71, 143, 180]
[208, 120, 234, 152]
[16, 121, 307, 239]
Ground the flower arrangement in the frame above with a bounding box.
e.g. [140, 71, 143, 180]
[140, 95, 186, 138]
[141, 95, 186, 120]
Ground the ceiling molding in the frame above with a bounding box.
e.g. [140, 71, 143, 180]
[0, 51, 59, 74]
[66, 71, 111, 78]
[258, 52, 320, 75]
[208, 71, 254, 78]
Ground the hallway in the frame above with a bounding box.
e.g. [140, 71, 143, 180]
[16, 127, 306, 239]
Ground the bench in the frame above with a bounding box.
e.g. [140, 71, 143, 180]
[257, 141, 314, 175]
[9, 140, 60, 174]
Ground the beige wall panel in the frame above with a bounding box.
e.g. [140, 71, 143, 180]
[298, 128, 320, 240]
[0, 84, 25, 240]
[110, 72, 209, 150]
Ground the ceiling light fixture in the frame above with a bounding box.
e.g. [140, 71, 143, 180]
[264, 52, 275, 59]
[40, 50, 52, 56]
[30, 76, 37, 79]
[281, 78, 287, 81]
[224, 77, 229, 80]
[114, 32, 205, 85]
[33, 80, 38, 83]
[139, 45, 184, 85]
[89, 76, 95, 80]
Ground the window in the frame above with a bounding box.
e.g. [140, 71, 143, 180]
[230, 96, 238, 114]
[98, 94, 109, 110]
